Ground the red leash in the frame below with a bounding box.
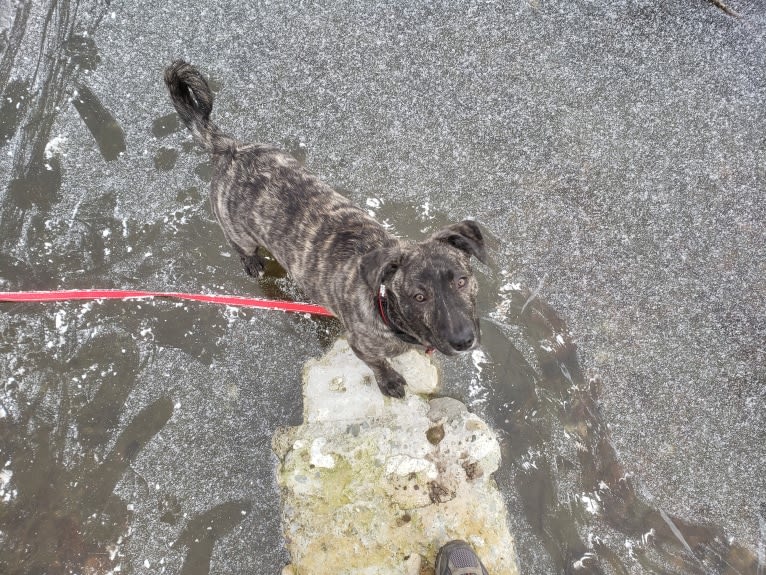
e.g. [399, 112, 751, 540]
[0, 289, 334, 317]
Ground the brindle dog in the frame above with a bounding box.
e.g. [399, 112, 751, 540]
[165, 60, 487, 398]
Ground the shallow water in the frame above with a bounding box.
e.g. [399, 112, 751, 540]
[1, 195, 759, 574]
[1, 1, 764, 574]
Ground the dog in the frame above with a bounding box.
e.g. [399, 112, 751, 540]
[164, 60, 487, 398]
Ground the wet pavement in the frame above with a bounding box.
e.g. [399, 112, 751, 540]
[1, 1, 764, 574]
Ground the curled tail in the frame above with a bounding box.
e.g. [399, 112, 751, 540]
[164, 60, 232, 153]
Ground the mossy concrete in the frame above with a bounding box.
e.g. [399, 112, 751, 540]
[273, 339, 518, 574]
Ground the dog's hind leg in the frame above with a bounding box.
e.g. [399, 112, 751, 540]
[220, 228, 267, 277]
[211, 215, 266, 277]
[233, 244, 267, 278]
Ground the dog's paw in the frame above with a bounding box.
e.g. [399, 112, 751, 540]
[377, 371, 406, 399]
[240, 254, 265, 278]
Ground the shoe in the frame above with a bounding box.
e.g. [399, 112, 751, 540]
[435, 540, 490, 575]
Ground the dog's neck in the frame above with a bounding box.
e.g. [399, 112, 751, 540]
[376, 284, 433, 353]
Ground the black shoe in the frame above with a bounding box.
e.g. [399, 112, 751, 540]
[435, 540, 490, 575]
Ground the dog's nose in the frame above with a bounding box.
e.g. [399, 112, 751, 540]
[449, 329, 475, 351]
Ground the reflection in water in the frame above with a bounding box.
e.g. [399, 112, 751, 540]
[0, 81, 30, 147]
[483, 283, 759, 574]
[370, 195, 760, 572]
[1, 0, 93, 243]
[173, 501, 252, 575]
[71, 83, 126, 162]
[0, 0, 259, 562]
[0, 327, 173, 574]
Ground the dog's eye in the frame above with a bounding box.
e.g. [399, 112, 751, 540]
[414, 293, 426, 302]
[457, 277, 468, 288]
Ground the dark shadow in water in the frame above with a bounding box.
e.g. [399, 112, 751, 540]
[0, 80, 30, 147]
[0, 1, 33, 89]
[152, 112, 182, 138]
[483, 286, 760, 574]
[154, 146, 179, 170]
[7, 154, 62, 210]
[0, 0, 118, 249]
[71, 82, 126, 161]
[0, 327, 173, 575]
[173, 501, 252, 575]
[64, 32, 101, 71]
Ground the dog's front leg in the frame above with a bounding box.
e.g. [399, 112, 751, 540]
[349, 343, 406, 399]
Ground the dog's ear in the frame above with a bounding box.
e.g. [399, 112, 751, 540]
[360, 245, 402, 291]
[431, 220, 487, 264]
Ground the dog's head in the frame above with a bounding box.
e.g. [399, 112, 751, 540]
[361, 220, 487, 355]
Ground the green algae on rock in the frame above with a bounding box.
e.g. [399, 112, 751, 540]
[273, 339, 518, 574]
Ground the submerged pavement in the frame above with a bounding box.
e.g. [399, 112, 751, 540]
[1, 1, 764, 574]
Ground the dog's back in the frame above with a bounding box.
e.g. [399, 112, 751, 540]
[210, 145, 392, 305]
[164, 60, 392, 310]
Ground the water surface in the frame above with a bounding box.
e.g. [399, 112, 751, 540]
[1, 1, 763, 574]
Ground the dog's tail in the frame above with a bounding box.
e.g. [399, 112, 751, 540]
[164, 60, 232, 153]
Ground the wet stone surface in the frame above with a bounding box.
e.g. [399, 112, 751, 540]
[1, 1, 764, 574]
[273, 339, 517, 574]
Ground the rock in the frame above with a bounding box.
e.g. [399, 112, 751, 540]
[427, 396, 468, 423]
[273, 339, 519, 574]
